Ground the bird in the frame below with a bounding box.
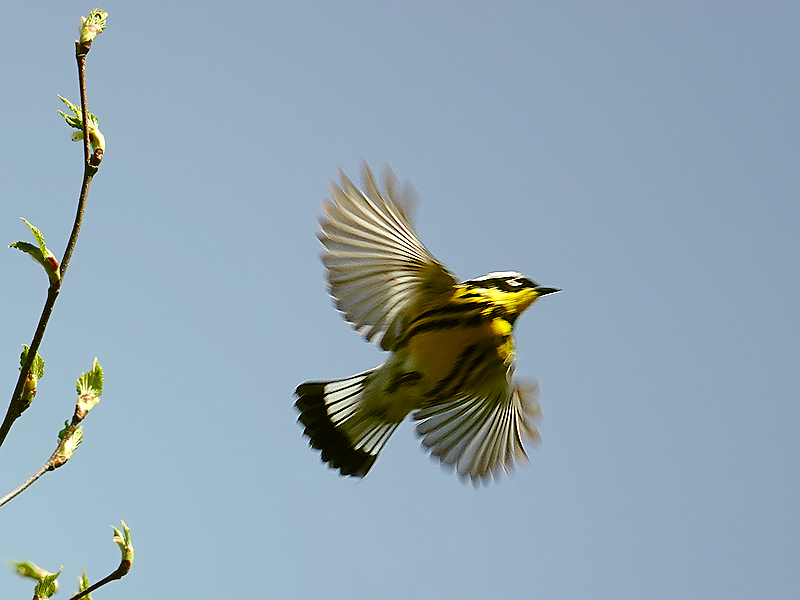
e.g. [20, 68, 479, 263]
[295, 163, 559, 484]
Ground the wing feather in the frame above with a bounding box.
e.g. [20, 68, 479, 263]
[319, 163, 457, 350]
[413, 381, 542, 484]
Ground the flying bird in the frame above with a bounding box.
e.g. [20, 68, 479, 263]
[295, 163, 558, 483]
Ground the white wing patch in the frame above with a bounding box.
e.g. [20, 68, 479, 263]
[318, 163, 457, 351]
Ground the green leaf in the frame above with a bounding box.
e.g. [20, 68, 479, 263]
[18, 346, 45, 411]
[76, 358, 103, 420]
[10, 560, 49, 581]
[57, 96, 85, 129]
[54, 425, 83, 468]
[62, 427, 83, 457]
[9, 241, 44, 264]
[10, 219, 60, 283]
[77, 358, 103, 397]
[78, 570, 92, 600]
[21, 218, 48, 257]
[112, 521, 134, 566]
[80, 9, 108, 44]
[20, 345, 45, 379]
[58, 96, 100, 131]
[57, 96, 105, 153]
[57, 420, 71, 440]
[33, 567, 62, 599]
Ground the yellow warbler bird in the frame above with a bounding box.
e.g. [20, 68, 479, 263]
[295, 164, 559, 483]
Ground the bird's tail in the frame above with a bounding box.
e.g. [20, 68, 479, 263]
[295, 369, 400, 477]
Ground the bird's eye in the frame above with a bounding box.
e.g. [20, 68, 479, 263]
[499, 277, 523, 291]
[501, 276, 536, 291]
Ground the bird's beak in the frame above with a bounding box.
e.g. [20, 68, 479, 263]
[534, 286, 560, 297]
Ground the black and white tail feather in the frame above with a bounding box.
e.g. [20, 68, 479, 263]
[295, 163, 551, 484]
[296, 371, 396, 477]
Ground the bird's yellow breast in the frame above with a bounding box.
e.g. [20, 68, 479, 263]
[406, 318, 511, 391]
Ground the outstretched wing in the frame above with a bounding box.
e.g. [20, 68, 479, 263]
[318, 163, 457, 351]
[413, 380, 542, 484]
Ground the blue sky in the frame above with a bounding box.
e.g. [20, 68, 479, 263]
[1, 2, 798, 599]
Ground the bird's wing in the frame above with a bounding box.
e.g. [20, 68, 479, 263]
[318, 163, 457, 351]
[412, 380, 542, 484]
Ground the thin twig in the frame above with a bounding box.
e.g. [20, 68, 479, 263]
[0, 462, 49, 508]
[70, 521, 132, 600]
[0, 419, 80, 507]
[61, 43, 99, 277]
[0, 286, 60, 448]
[0, 40, 99, 451]
[69, 563, 131, 600]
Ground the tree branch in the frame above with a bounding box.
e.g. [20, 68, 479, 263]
[0, 35, 100, 451]
[0, 419, 81, 507]
[69, 564, 130, 600]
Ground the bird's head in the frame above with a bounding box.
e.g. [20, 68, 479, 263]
[465, 271, 559, 322]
